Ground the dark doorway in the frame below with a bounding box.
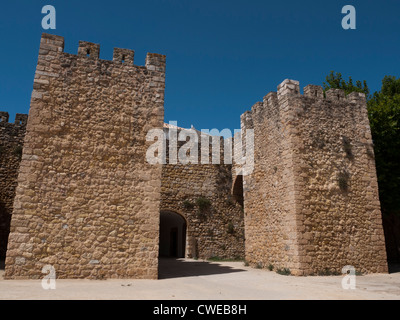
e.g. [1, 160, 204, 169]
[159, 211, 186, 258]
[232, 175, 244, 207]
[170, 227, 178, 257]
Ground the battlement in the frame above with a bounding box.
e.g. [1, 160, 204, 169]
[277, 79, 366, 103]
[39, 33, 165, 71]
[78, 41, 100, 59]
[0, 111, 8, 123]
[277, 79, 300, 100]
[0, 112, 28, 127]
[241, 79, 367, 128]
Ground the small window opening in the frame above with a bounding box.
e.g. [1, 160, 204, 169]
[86, 49, 91, 57]
[121, 55, 125, 63]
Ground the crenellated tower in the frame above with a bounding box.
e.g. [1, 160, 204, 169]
[2, 33, 388, 279]
[5, 33, 166, 279]
[242, 79, 388, 275]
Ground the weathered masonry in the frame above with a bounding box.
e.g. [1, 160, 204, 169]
[160, 124, 245, 261]
[241, 80, 388, 275]
[1, 33, 388, 279]
[5, 33, 166, 279]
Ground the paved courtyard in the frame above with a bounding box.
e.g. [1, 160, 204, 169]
[0, 259, 399, 300]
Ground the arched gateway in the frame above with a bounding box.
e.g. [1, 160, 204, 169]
[159, 211, 187, 258]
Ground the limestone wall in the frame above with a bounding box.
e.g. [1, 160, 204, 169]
[1, 34, 388, 278]
[0, 113, 27, 259]
[5, 33, 166, 279]
[243, 86, 302, 273]
[293, 84, 388, 275]
[243, 79, 388, 275]
[161, 126, 245, 260]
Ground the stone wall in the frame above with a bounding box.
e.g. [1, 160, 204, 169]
[243, 88, 303, 273]
[5, 33, 166, 279]
[0, 112, 27, 259]
[160, 125, 245, 260]
[243, 79, 388, 275]
[1, 33, 389, 278]
[292, 83, 388, 275]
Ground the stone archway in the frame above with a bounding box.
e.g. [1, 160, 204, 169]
[159, 210, 187, 258]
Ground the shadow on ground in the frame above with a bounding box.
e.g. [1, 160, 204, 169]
[158, 258, 246, 279]
[388, 263, 400, 274]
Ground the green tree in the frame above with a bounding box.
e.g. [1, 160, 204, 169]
[323, 71, 370, 97]
[368, 76, 400, 215]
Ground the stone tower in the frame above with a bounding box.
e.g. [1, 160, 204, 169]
[2, 33, 388, 279]
[242, 79, 388, 275]
[5, 33, 166, 279]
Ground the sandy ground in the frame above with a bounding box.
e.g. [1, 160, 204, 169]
[0, 258, 399, 300]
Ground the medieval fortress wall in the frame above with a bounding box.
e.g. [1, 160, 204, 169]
[161, 128, 245, 260]
[0, 33, 388, 279]
[4, 33, 166, 279]
[242, 79, 388, 275]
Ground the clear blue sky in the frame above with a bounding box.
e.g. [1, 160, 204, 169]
[1, 0, 400, 132]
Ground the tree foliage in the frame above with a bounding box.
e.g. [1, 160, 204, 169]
[323, 71, 370, 97]
[367, 76, 400, 215]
